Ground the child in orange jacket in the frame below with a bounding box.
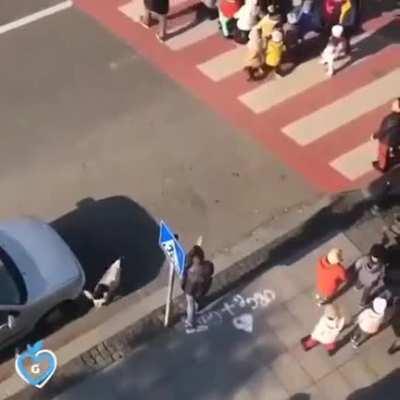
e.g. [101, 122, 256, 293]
[315, 248, 348, 306]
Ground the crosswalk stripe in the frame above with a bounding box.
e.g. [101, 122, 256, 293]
[197, 45, 247, 82]
[119, 1, 143, 22]
[238, 31, 378, 114]
[119, 0, 190, 22]
[283, 68, 400, 145]
[330, 140, 376, 180]
[166, 19, 217, 50]
[239, 58, 326, 114]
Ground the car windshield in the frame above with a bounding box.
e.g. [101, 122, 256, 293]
[0, 247, 26, 305]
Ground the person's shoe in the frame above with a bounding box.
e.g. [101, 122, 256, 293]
[300, 336, 312, 351]
[372, 161, 384, 172]
[351, 338, 360, 349]
[390, 223, 400, 236]
[370, 204, 381, 216]
[195, 324, 208, 333]
[139, 16, 150, 29]
[156, 33, 165, 43]
[388, 342, 400, 355]
[206, 7, 218, 20]
[185, 326, 196, 334]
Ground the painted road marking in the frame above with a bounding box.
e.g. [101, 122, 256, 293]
[330, 140, 376, 180]
[119, 0, 189, 23]
[283, 68, 400, 145]
[238, 30, 379, 114]
[239, 58, 326, 114]
[166, 19, 216, 51]
[197, 45, 246, 82]
[119, 0, 144, 22]
[0, 1, 73, 35]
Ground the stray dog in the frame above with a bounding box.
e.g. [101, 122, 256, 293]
[83, 258, 121, 308]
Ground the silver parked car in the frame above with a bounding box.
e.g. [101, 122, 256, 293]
[0, 217, 85, 350]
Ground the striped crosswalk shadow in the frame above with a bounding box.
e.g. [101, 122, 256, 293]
[239, 59, 326, 114]
[238, 31, 378, 114]
[330, 140, 376, 180]
[283, 68, 400, 146]
[166, 20, 217, 50]
[197, 45, 246, 82]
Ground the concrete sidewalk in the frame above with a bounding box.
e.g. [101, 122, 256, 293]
[50, 231, 400, 400]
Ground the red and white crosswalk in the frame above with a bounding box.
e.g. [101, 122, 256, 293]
[74, 0, 400, 192]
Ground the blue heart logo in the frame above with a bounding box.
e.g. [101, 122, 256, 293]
[15, 341, 57, 388]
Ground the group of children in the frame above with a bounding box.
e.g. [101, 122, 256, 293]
[302, 240, 400, 355]
[217, 0, 351, 81]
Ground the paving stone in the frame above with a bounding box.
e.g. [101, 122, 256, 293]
[286, 292, 318, 333]
[260, 267, 301, 304]
[291, 344, 335, 382]
[338, 356, 378, 391]
[305, 384, 328, 400]
[247, 366, 289, 400]
[316, 371, 353, 400]
[266, 303, 305, 349]
[359, 334, 400, 378]
[271, 352, 313, 395]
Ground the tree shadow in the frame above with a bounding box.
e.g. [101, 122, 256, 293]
[166, 3, 211, 40]
[346, 368, 400, 400]
[289, 394, 311, 400]
[335, 18, 400, 74]
[361, 0, 399, 22]
[0, 196, 165, 362]
[51, 196, 164, 296]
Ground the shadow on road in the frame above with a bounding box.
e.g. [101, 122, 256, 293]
[346, 368, 400, 400]
[0, 196, 165, 366]
[51, 196, 164, 296]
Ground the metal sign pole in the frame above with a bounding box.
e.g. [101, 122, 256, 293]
[164, 261, 176, 327]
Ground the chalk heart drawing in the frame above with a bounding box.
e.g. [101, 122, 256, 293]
[15, 341, 57, 389]
[233, 313, 254, 333]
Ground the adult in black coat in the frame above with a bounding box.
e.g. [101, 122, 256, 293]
[141, 0, 170, 41]
[372, 98, 400, 172]
[182, 244, 214, 329]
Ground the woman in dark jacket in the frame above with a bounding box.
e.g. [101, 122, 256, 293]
[141, 0, 170, 41]
[372, 98, 400, 172]
[182, 245, 214, 330]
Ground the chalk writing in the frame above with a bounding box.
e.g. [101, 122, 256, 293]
[186, 288, 276, 334]
[233, 313, 253, 333]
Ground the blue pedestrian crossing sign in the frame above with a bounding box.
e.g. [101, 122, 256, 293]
[159, 221, 186, 277]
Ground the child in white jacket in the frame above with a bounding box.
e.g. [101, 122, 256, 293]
[234, 0, 259, 44]
[351, 297, 387, 348]
[84, 258, 121, 308]
[320, 24, 347, 77]
[301, 304, 345, 355]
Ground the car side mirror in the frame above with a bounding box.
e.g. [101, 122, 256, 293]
[7, 314, 16, 330]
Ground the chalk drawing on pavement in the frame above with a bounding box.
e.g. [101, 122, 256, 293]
[184, 289, 276, 334]
[233, 313, 253, 333]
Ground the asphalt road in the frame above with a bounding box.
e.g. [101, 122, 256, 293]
[0, 5, 314, 285]
[0, 0, 314, 366]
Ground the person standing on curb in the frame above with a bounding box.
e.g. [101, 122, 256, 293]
[351, 297, 387, 348]
[388, 316, 400, 355]
[301, 304, 345, 355]
[140, 0, 170, 42]
[371, 98, 400, 173]
[181, 237, 214, 333]
[315, 248, 348, 306]
[354, 244, 387, 308]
